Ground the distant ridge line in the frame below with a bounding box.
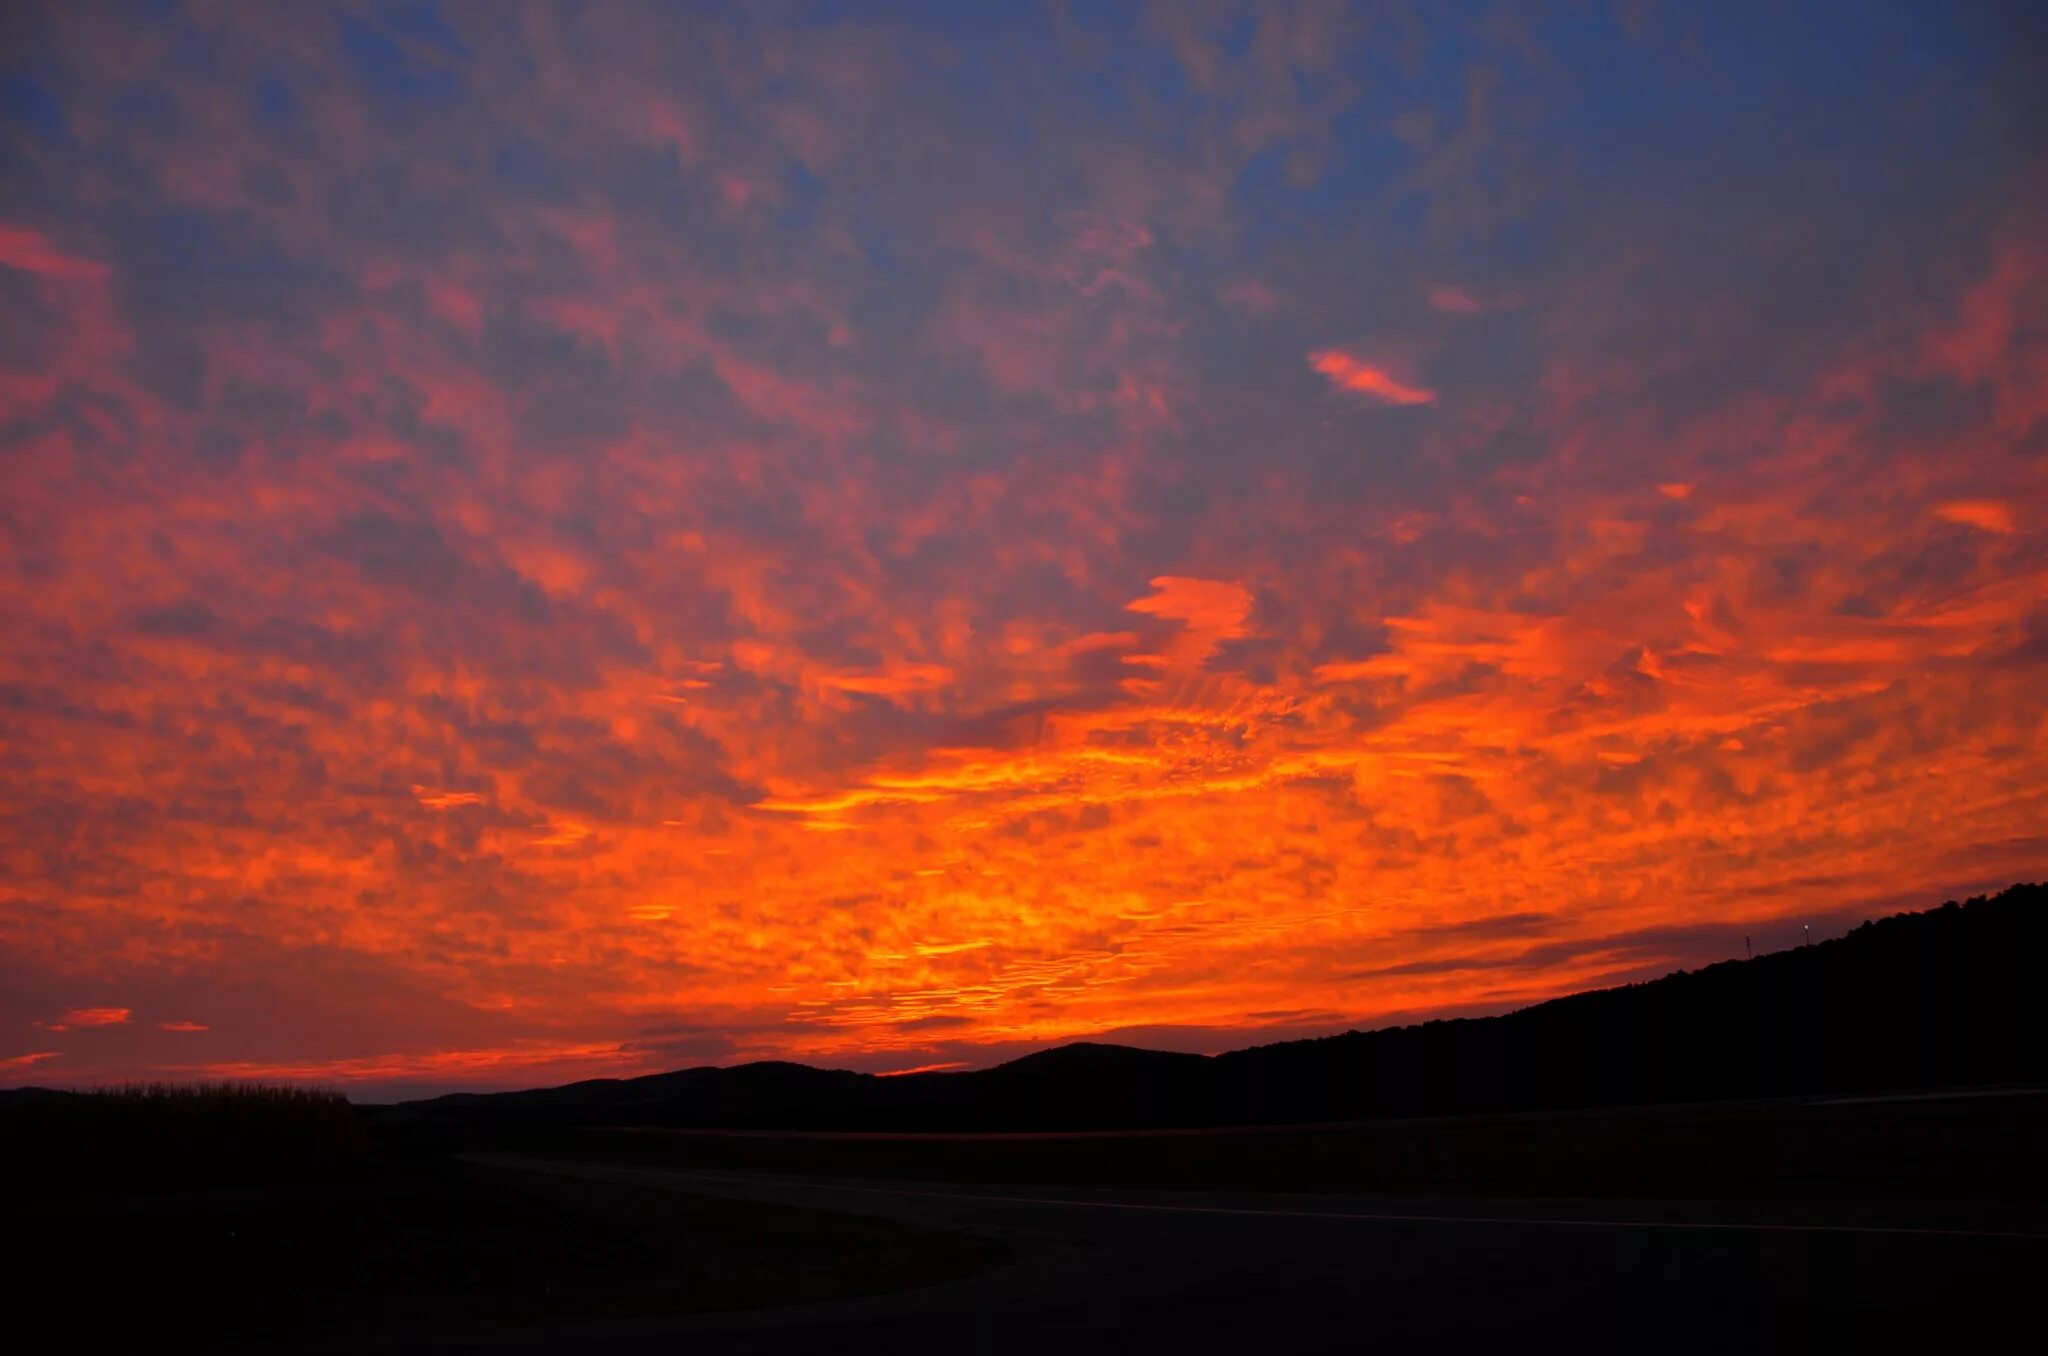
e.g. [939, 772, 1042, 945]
[381, 882, 2047, 1133]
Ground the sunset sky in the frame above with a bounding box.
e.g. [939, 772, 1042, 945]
[3, 2, 2045, 1098]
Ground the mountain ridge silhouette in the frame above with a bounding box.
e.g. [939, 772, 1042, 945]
[381, 882, 2045, 1131]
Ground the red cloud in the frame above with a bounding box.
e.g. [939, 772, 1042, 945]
[1308, 349, 1437, 405]
[0, 1052, 62, 1074]
[1934, 500, 2015, 534]
[38, 1008, 132, 1032]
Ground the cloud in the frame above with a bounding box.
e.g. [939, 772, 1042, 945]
[413, 787, 485, 809]
[1935, 500, 2016, 534]
[1127, 577, 1256, 667]
[0, 1, 2042, 1093]
[1427, 284, 1483, 314]
[0, 224, 111, 282]
[817, 662, 956, 698]
[1427, 283, 1525, 315]
[1127, 577, 1254, 637]
[1307, 348, 1437, 405]
[1220, 279, 1278, 314]
[38, 1008, 132, 1032]
[0, 1052, 63, 1074]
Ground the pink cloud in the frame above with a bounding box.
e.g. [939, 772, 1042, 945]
[1428, 283, 1526, 315]
[720, 175, 758, 209]
[1428, 284, 1484, 314]
[0, 224, 110, 282]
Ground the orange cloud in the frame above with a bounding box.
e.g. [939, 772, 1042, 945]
[1127, 576, 1253, 634]
[1308, 348, 1437, 405]
[413, 787, 486, 809]
[1127, 577, 1256, 667]
[1935, 500, 2015, 534]
[818, 662, 957, 697]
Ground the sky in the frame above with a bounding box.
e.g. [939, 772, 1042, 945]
[2, 1, 2045, 1099]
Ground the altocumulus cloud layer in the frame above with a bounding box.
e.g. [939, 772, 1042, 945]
[1, 2, 2045, 1094]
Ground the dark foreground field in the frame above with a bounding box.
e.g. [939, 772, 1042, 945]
[5, 1086, 1004, 1352]
[430, 1086, 2046, 1353]
[476, 1151, 2043, 1354]
[17, 1157, 1006, 1351]
[11, 1086, 2044, 1352]
[500, 1084, 2048, 1204]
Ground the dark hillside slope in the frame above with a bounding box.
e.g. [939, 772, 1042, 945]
[387, 882, 2046, 1132]
[1215, 883, 2046, 1120]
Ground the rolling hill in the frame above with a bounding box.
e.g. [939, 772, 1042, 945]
[385, 882, 2046, 1132]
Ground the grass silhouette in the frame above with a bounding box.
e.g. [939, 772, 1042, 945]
[4, 1081, 368, 1195]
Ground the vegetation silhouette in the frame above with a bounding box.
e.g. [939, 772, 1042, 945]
[1, 1082, 368, 1197]
[389, 882, 2047, 1134]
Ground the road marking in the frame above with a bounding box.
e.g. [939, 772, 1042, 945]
[489, 1159, 2048, 1244]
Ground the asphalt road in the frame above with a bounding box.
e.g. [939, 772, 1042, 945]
[472, 1156, 2043, 1353]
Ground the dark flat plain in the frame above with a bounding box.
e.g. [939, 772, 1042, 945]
[435, 1088, 2046, 1353]
[19, 1091, 2043, 1353]
[479, 1155, 2043, 1354]
[14, 1159, 1006, 1352]
[499, 1084, 2048, 1203]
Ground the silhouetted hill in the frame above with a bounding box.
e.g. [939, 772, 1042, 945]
[387, 882, 2048, 1132]
[992, 1040, 1206, 1075]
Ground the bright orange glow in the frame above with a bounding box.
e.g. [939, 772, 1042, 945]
[1, 4, 2044, 1096]
[876, 1061, 972, 1077]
